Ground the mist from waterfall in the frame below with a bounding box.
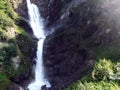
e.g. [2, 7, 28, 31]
[26, 0, 51, 90]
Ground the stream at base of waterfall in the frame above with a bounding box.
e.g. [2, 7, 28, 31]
[26, 0, 51, 90]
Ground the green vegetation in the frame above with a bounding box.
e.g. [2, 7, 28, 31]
[66, 59, 120, 90]
[0, 0, 34, 89]
[0, 0, 17, 19]
[66, 81, 119, 90]
[0, 12, 14, 29]
[66, 32, 120, 90]
[92, 59, 113, 81]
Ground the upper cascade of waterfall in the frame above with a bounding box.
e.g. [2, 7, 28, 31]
[26, 0, 45, 39]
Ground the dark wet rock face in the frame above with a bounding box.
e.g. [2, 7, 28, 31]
[43, 28, 95, 89]
[48, 0, 63, 23]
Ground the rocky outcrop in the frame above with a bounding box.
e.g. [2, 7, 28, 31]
[44, 31, 95, 89]
[47, 0, 63, 24]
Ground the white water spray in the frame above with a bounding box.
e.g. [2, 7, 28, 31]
[26, 0, 51, 90]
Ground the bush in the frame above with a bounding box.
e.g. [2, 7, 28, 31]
[114, 62, 120, 74]
[0, 44, 18, 73]
[92, 58, 113, 81]
[109, 62, 120, 80]
[66, 81, 119, 90]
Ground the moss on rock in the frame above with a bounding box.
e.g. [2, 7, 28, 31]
[0, 0, 36, 89]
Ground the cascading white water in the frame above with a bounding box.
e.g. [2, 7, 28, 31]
[26, 0, 51, 90]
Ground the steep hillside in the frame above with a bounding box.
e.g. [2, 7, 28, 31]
[0, 0, 36, 90]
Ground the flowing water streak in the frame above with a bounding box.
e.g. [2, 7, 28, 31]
[26, 0, 51, 90]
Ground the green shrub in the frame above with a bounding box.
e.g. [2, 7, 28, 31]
[92, 58, 113, 81]
[66, 81, 120, 90]
[0, 0, 7, 9]
[0, 44, 18, 74]
[109, 62, 120, 80]
[0, 45, 20, 78]
[0, 45, 17, 60]
[114, 62, 120, 74]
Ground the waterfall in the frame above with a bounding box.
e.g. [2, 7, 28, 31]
[26, 0, 51, 90]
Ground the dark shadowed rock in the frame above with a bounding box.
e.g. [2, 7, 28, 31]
[41, 85, 48, 90]
[9, 82, 24, 90]
[48, 0, 63, 24]
[43, 27, 95, 89]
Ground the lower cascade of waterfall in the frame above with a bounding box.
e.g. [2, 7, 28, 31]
[26, 0, 51, 90]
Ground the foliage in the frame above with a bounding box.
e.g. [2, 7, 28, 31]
[0, 44, 18, 78]
[0, 0, 15, 41]
[0, 11, 14, 29]
[0, 44, 17, 61]
[92, 58, 120, 81]
[66, 81, 120, 90]
[0, 0, 17, 19]
[92, 58, 113, 81]
[0, 1, 14, 28]
[109, 62, 120, 80]
[66, 58, 120, 90]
